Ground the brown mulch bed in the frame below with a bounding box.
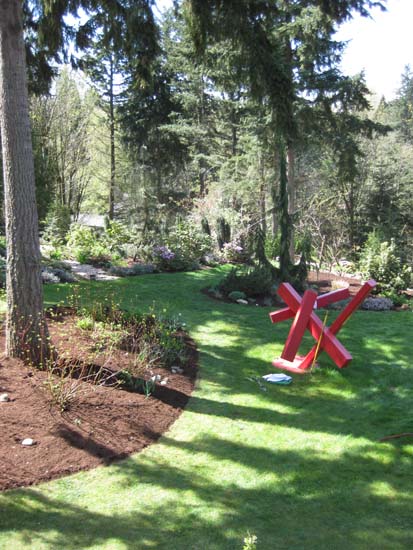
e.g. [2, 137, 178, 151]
[307, 270, 362, 296]
[0, 311, 197, 492]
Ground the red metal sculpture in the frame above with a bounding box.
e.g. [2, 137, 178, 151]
[269, 280, 376, 374]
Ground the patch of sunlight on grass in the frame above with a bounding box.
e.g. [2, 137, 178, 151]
[1, 270, 412, 550]
[369, 480, 400, 499]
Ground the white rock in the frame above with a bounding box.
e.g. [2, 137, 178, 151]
[150, 374, 162, 382]
[171, 367, 183, 374]
[21, 438, 36, 446]
[0, 393, 9, 402]
[236, 299, 249, 305]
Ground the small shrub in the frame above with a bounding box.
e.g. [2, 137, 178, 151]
[228, 290, 247, 302]
[222, 241, 246, 263]
[42, 203, 71, 243]
[104, 221, 131, 255]
[66, 224, 111, 265]
[76, 316, 95, 331]
[216, 217, 231, 250]
[380, 290, 411, 308]
[153, 222, 213, 272]
[218, 265, 275, 297]
[359, 232, 411, 292]
[265, 235, 280, 260]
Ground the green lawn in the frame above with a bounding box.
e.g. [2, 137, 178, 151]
[1, 267, 413, 549]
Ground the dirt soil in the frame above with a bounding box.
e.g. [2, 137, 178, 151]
[307, 270, 362, 296]
[0, 311, 197, 492]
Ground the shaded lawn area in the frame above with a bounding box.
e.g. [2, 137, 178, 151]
[1, 267, 413, 549]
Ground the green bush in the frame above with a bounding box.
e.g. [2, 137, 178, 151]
[66, 224, 111, 265]
[359, 232, 411, 292]
[42, 203, 72, 244]
[380, 289, 411, 308]
[218, 265, 275, 297]
[104, 221, 131, 256]
[265, 235, 280, 260]
[153, 222, 213, 272]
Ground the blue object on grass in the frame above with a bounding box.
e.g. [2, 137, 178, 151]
[262, 373, 292, 385]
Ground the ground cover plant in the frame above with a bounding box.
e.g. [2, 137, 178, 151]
[0, 267, 412, 549]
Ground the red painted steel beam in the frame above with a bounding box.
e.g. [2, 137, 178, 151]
[299, 280, 376, 370]
[281, 290, 317, 362]
[269, 287, 350, 324]
[269, 307, 294, 323]
[316, 288, 350, 308]
[278, 283, 352, 368]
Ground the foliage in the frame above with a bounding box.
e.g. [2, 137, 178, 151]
[104, 221, 131, 255]
[359, 232, 411, 292]
[42, 203, 72, 245]
[379, 290, 411, 308]
[76, 316, 95, 331]
[243, 533, 258, 550]
[218, 265, 275, 297]
[222, 240, 245, 263]
[265, 234, 280, 260]
[153, 222, 213, 272]
[66, 224, 111, 265]
[228, 290, 247, 302]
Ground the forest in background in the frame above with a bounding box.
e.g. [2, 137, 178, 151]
[1, 1, 412, 293]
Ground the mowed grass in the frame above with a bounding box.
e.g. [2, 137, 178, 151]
[1, 267, 413, 549]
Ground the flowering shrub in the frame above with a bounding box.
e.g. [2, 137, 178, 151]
[152, 245, 177, 271]
[153, 222, 213, 272]
[222, 241, 245, 263]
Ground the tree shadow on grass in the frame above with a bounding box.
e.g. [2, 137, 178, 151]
[1, 440, 412, 549]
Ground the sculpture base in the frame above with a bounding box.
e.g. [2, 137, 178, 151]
[272, 356, 317, 374]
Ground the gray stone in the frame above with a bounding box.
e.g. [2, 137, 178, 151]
[171, 366, 184, 374]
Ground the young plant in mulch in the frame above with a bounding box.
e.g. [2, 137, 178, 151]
[40, 303, 190, 411]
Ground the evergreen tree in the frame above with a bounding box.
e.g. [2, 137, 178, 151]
[184, 0, 387, 279]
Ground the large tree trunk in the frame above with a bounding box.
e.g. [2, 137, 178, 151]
[108, 55, 115, 220]
[287, 143, 295, 260]
[0, 0, 50, 364]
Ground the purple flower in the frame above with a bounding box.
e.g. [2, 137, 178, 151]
[154, 245, 175, 261]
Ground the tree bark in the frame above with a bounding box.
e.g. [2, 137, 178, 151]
[0, 0, 50, 364]
[109, 55, 115, 220]
[259, 153, 267, 236]
[287, 143, 295, 260]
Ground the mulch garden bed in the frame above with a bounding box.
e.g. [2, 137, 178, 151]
[0, 310, 197, 492]
[203, 270, 363, 307]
